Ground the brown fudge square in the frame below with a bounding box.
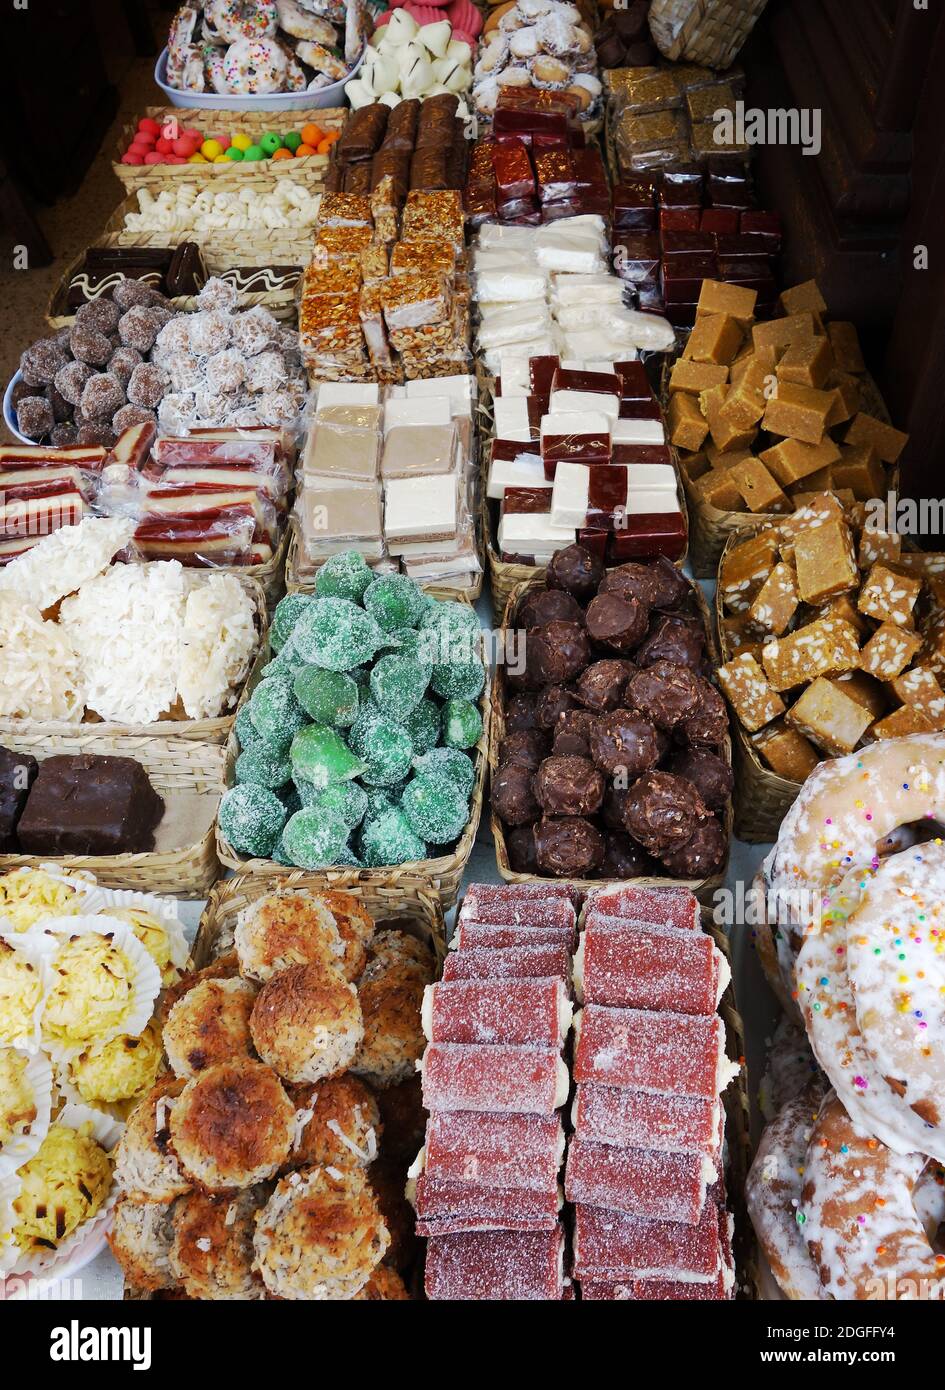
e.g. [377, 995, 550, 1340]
[761, 383, 833, 445]
[728, 457, 790, 514]
[668, 391, 710, 451]
[720, 614, 765, 661]
[692, 468, 743, 511]
[869, 706, 934, 740]
[845, 412, 909, 464]
[786, 677, 872, 755]
[857, 524, 901, 569]
[823, 373, 862, 427]
[720, 532, 780, 612]
[792, 518, 858, 603]
[754, 721, 820, 781]
[831, 671, 887, 720]
[700, 384, 758, 454]
[776, 336, 834, 390]
[748, 562, 799, 636]
[720, 355, 774, 431]
[858, 621, 923, 678]
[752, 313, 817, 355]
[832, 446, 885, 502]
[696, 278, 757, 324]
[679, 451, 711, 482]
[818, 593, 869, 636]
[718, 654, 786, 732]
[779, 280, 827, 320]
[759, 438, 841, 488]
[684, 313, 743, 366]
[858, 563, 922, 626]
[761, 617, 861, 691]
[668, 360, 729, 395]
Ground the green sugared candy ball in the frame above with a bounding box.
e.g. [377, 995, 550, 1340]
[420, 600, 480, 640]
[271, 835, 294, 866]
[294, 666, 359, 726]
[278, 784, 302, 818]
[358, 717, 414, 787]
[292, 597, 384, 671]
[369, 654, 429, 721]
[282, 808, 349, 869]
[271, 593, 315, 653]
[363, 573, 425, 633]
[235, 746, 291, 789]
[219, 785, 286, 858]
[400, 775, 469, 845]
[290, 723, 366, 788]
[402, 698, 440, 755]
[333, 844, 363, 868]
[441, 697, 483, 749]
[360, 807, 427, 867]
[363, 786, 396, 819]
[235, 704, 260, 751]
[314, 550, 373, 603]
[312, 781, 368, 830]
[431, 657, 485, 701]
[248, 671, 308, 747]
[412, 746, 475, 797]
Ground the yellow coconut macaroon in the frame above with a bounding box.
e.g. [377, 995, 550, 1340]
[42, 935, 140, 1051]
[66, 1021, 164, 1107]
[105, 906, 188, 988]
[13, 1123, 112, 1254]
[0, 868, 82, 933]
[0, 938, 44, 1046]
[0, 1050, 38, 1147]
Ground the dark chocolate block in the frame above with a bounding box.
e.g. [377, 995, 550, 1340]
[17, 754, 164, 856]
[0, 745, 39, 851]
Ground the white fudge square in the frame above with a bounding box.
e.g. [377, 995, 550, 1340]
[407, 374, 476, 417]
[613, 417, 666, 445]
[549, 389, 620, 422]
[385, 473, 457, 546]
[496, 355, 530, 397]
[316, 382, 380, 408]
[498, 511, 576, 552]
[494, 397, 534, 442]
[487, 450, 549, 499]
[539, 411, 610, 445]
[383, 396, 452, 434]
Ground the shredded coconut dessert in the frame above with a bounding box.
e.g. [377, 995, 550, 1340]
[0, 594, 83, 721]
[0, 517, 135, 613]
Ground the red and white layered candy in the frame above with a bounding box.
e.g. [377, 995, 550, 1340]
[573, 1004, 735, 1100]
[572, 1083, 721, 1158]
[424, 978, 571, 1047]
[573, 1199, 726, 1285]
[452, 922, 576, 953]
[421, 1043, 569, 1116]
[583, 884, 701, 930]
[422, 1111, 565, 1193]
[458, 892, 577, 931]
[565, 1139, 715, 1225]
[574, 920, 726, 1015]
[413, 1177, 561, 1236]
[441, 942, 571, 983]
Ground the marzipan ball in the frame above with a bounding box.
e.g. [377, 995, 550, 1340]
[667, 747, 733, 810]
[515, 587, 585, 629]
[584, 591, 649, 652]
[575, 659, 635, 714]
[546, 543, 604, 600]
[628, 660, 701, 730]
[492, 760, 541, 826]
[589, 709, 661, 779]
[622, 771, 710, 854]
[526, 620, 591, 686]
[506, 823, 540, 874]
[533, 755, 605, 817]
[534, 815, 604, 878]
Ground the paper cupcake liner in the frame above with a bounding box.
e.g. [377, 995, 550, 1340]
[93, 888, 192, 975]
[0, 1173, 22, 1274]
[3, 1101, 122, 1282]
[33, 916, 162, 1061]
[0, 1049, 53, 1179]
[0, 927, 58, 1054]
[0, 864, 108, 936]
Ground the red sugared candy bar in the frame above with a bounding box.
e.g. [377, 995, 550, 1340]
[572, 1082, 720, 1156]
[454, 922, 576, 952]
[577, 921, 722, 1015]
[426, 978, 570, 1047]
[573, 1004, 726, 1100]
[458, 891, 578, 929]
[425, 1227, 565, 1301]
[564, 1138, 712, 1224]
[442, 943, 571, 983]
[581, 1271, 731, 1300]
[421, 1043, 567, 1115]
[573, 1200, 722, 1283]
[423, 1110, 564, 1193]
[583, 884, 699, 930]
[414, 1175, 560, 1235]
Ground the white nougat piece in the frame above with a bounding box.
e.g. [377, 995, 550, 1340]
[317, 382, 380, 409]
[383, 395, 452, 433]
[496, 354, 530, 396]
[613, 417, 666, 446]
[552, 274, 625, 306]
[498, 510, 575, 553]
[487, 450, 549, 499]
[477, 302, 552, 349]
[628, 463, 680, 515]
[549, 389, 620, 422]
[494, 397, 534, 442]
[539, 411, 610, 444]
[475, 269, 546, 301]
[385, 473, 457, 546]
[406, 374, 476, 417]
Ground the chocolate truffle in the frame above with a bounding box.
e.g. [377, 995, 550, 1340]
[506, 823, 540, 874]
[635, 615, 706, 671]
[546, 543, 604, 600]
[575, 659, 635, 714]
[526, 621, 591, 686]
[600, 557, 688, 610]
[552, 709, 598, 758]
[589, 709, 662, 779]
[584, 592, 648, 653]
[492, 761, 541, 827]
[534, 815, 605, 878]
[622, 771, 709, 855]
[667, 748, 733, 811]
[533, 755, 605, 818]
[16, 753, 165, 856]
[0, 745, 38, 851]
[628, 661, 701, 730]
[515, 588, 584, 630]
[536, 685, 578, 730]
[598, 831, 657, 879]
[677, 679, 730, 747]
[505, 692, 541, 733]
[497, 730, 549, 771]
[660, 816, 727, 878]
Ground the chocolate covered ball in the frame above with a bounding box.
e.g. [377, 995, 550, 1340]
[515, 587, 585, 630]
[598, 831, 658, 879]
[585, 592, 648, 653]
[635, 614, 706, 671]
[498, 730, 549, 771]
[75, 299, 121, 336]
[552, 709, 597, 759]
[534, 815, 605, 878]
[677, 679, 729, 748]
[505, 691, 541, 733]
[526, 621, 591, 687]
[506, 823, 540, 874]
[667, 748, 733, 811]
[546, 543, 604, 600]
[628, 661, 701, 731]
[600, 557, 688, 610]
[492, 760, 541, 827]
[622, 771, 710, 854]
[575, 659, 635, 714]
[659, 816, 727, 878]
[536, 685, 578, 730]
[589, 709, 662, 779]
[533, 755, 605, 818]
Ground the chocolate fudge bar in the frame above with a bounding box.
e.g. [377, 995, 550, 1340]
[0, 745, 38, 851]
[16, 754, 165, 856]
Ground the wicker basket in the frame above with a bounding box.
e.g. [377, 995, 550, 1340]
[0, 570, 267, 746]
[0, 731, 224, 897]
[100, 191, 318, 266]
[112, 106, 345, 192]
[284, 523, 485, 605]
[648, 0, 769, 68]
[491, 577, 732, 901]
[215, 600, 491, 911]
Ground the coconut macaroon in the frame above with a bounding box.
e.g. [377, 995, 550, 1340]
[0, 936, 45, 1045]
[353, 1264, 410, 1300]
[13, 1122, 113, 1256]
[254, 1165, 389, 1301]
[235, 888, 364, 984]
[169, 1059, 295, 1191]
[159, 953, 240, 1022]
[249, 965, 364, 1085]
[67, 1020, 164, 1106]
[362, 929, 435, 984]
[107, 1195, 178, 1292]
[287, 1075, 381, 1171]
[170, 1184, 270, 1300]
[163, 977, 258, 1079]
[351, 960, 428, 1090]
[114, 1077, 189, 1203]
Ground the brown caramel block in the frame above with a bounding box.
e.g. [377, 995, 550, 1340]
[857, 524, 901, 568]
[728, 457, 790, 514]
[684, 313, 744, 366]
[818, 593, 869, 636]
[718, 653, 786, 732]
[748, 562, 799, 636]
[679, 450, 711, 482]
[779, 280, 827, 321]
[858, 562, 922, 626]
[721, 614, 764, 660]
[668, 390, 710, 451]
[790, 465, 833, 493]
[776, 335, 834, 390]
[692, 467, 743, 511]
[754, 721, 820, 781]
[827, 321, 866, 374]
[761, 382, 833, 445]
[868, 705, 934, 741]
[845, 412, 909, 464]
[759, 436, 841, 487]
[823, 372, 862, 427]
[858, 621, 923, 679]
[720, 532, 780, 612]
[706, 443, 753, 470]
[720, 355, 774, 431]
[668, 359, 729, 395]
[832, 446, 885, 501]
[696, 278, 757, 325]
[752, 313, 817, 355]
[700, 385, 758, 454]
[730, 344, 776, 391]
[786, 677, 872, 756]
[891, 666, 945, 730]
[831, 670, 887, 719]
[792, 488, 857, 512]
[792, 518, 858, 604]
[761, 617, 861, 692]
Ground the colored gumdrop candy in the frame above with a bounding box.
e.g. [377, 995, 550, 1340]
[402, 698, 440, 754]
[290, 723, 366, 787]
[292, 597, 385, 670]
[282, 807, 350, 868]
[359, 806, 427, 866]
[235, 745, 291, 789]
[248, 671, 308, 746]
[270, 592, 315, 652]
[293, 666, 359, 726]
[363, 572, 426, 632]
[441, 697, 482, 749]
[218, 784, 286, 858]
[358, 717, 414, 787]
[370, 653, 429, 719]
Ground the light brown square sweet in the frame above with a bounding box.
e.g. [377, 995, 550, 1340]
[779, 280, 827, 320]
[869, 706, 934, 740]
[831, 671, 887, 719]
[684, 313, 744, 366]
[752, 313, 817, 354]
[679, 451, 711, 482]
[668, 390, 710, 451]
[761, 383, 833, 445]
[818, 593, 869, 636]
[728, 457, 790, 514]
[720, 532, 780, 612]
[823, 372, 862, 427]
[754, 721, 820, 780]
[748, 562, 799, 636]
[692, 468, 743, 511]
[761, 617, 861, 691]
[669, 359, 729, 395]
[832, 445, 885, 502]
[759, 437, 841, 487]
[792, 519, 858, 603]
[857, 524, 901, 569]
[696, 278, 757, 324]
[857, 621, 923, 678]
[858, 563, 922, 626]
[700, 385, 758, 454]
[720, 354, 774, 430]
[720, 614, 765, 660]
[786, 677, 872, 755]
[776, 336, 834, 389]
[778, 493, 847, 544]
[845, 412, 909, 464]
[718, 654, 786, 732]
